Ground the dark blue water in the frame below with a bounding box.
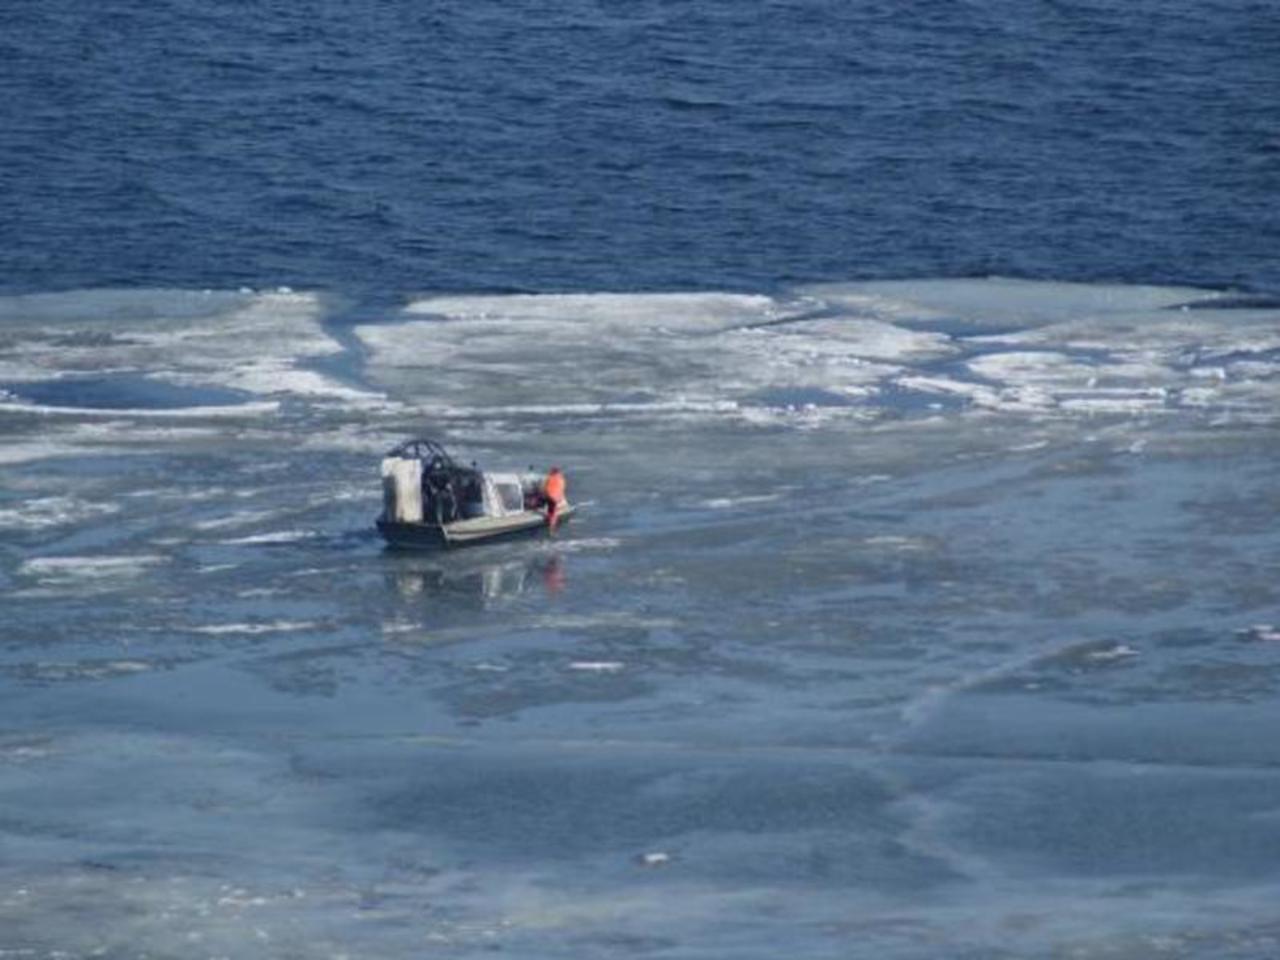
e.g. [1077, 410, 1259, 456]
[7, 375, 250, 409]
[3, 0, 1278, 298]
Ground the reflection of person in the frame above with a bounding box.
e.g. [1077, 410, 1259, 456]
[542, 554, 565, 593]
[542, 466, 567, 532]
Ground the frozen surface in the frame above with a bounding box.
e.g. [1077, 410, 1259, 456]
[2, 280, 1280, 958]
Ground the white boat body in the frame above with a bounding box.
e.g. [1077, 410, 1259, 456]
[377, 503, 574, 549]
[375, 439, 574, 550]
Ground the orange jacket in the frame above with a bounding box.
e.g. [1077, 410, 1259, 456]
[543, 470, 566, 504]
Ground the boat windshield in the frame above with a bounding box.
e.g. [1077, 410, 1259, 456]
[485, 473, 526, 516]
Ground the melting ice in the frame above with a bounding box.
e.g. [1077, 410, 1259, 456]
[2, 280, 1280, 958]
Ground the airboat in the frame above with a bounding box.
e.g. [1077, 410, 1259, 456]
[376, 439, 573, 549]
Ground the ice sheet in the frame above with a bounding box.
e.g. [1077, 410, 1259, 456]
[358, 280, 1280, 430]
[4, 279, 1280, 958]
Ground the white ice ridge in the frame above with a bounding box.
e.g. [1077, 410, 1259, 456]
[417, 398, 742, 418]
[0, 496, 120, 530]
[16, 659, 160, 682]
[0, 397, 281, 418]
[193, 509, 280, 531]
[701, 494, 783, 510]
[219, 530, 319, 545]
[19, 555, 165, 582]
[187, 621, 320, 635]
[402, 291, 784, 333]
[568, 661, 626, 673]
[800, 277, 1216, 328]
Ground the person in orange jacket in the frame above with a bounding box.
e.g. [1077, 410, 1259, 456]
[542, 466, 567, 532]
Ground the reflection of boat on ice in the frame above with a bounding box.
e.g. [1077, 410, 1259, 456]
[389, 552, 565, 604]
[376, 439, 574, 549]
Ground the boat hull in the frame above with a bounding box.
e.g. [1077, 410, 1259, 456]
[377, 505, 574, 550]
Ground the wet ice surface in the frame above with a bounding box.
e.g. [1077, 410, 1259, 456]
[2, 281, 1280, 958]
